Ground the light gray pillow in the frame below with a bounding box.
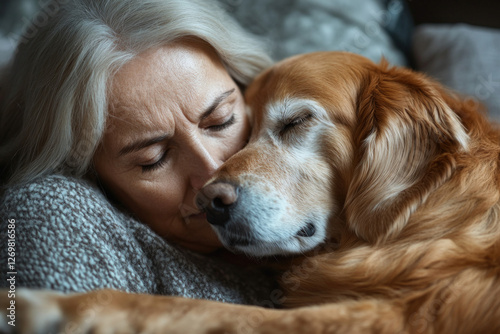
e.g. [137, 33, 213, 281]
[221, 0, 409, 66]
[413, 24, 500, 121]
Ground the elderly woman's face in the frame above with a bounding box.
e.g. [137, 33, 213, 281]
[93, 41, 250, 253]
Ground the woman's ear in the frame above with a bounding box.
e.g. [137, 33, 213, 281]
[344, 66, 469, 244]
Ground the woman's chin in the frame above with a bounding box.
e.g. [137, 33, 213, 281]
[176, 240, 223, 254]
[176, 215, 224, 252]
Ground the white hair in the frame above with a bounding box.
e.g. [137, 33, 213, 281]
[0, 0, 272, 187]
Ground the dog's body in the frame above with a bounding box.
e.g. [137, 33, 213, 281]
[3, 52, 500, 333]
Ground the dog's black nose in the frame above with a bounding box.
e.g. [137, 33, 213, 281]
[195, 182, 239, 226]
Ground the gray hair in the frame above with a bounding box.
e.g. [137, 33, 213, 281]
[0, 0, 272, 187]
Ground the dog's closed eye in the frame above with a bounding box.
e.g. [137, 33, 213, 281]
[278, 112, 314, 137]
[265, 98, 332, 147]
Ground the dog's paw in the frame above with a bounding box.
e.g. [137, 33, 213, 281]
[1, 288, 131, 333]
[0, 288, 65, 334]
[1, 288, 252, 334]
[0, 289, 146, 334]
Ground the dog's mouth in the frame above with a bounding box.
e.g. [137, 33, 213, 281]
[214, 221, 321, 256]
[223, 233, 254, 248]
[221, 222, 316, 247]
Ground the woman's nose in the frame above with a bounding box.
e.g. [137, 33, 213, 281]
[188, 141, 222, 190]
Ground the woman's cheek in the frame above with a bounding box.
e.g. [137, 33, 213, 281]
[129, 177, 179, 218]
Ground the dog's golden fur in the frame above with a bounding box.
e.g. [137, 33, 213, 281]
[3, 52, 500, 333]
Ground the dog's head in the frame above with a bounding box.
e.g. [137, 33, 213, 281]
[196, 52, 469, 256]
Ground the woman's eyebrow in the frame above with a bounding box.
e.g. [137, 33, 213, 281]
[117, 89, 235, 157]
[199, 88, 235, 121]
[118, 134, 169, 157]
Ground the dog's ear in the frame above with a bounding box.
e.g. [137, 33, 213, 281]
[344, 66, 469, 243]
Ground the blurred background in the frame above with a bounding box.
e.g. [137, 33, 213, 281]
[0, 0, 499, 118]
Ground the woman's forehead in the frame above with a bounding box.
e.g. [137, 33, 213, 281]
[110, 41, 224, 97]
[108, 41, 230, 116]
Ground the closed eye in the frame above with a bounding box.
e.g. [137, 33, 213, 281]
[207, 114, 236, 132]
[279, 112, 313, 137]
[141, 150, 169, 173]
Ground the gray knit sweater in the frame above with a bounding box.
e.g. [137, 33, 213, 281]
[0, 175, 275, 305]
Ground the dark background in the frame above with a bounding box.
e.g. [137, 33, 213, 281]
[408, 0, 500, 29]
[1, 0, 499, 29]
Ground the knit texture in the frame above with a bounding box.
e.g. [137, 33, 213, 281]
[0, 175, 276, 305]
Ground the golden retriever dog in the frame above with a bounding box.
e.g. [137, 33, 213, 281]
[3, 51, 500, 334]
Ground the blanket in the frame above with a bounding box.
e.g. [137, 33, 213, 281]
[0, 175, 276, 306]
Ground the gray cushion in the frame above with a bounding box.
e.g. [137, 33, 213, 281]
[413, 24, 500, 121]
[221, 0, 409, 66]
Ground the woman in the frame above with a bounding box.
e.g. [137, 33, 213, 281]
[0, 0, 276, 305]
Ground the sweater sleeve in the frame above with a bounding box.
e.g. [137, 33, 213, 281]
[0, 175, 277, 306]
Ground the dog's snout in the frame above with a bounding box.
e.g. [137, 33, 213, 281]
[195, 182, 239, 226]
